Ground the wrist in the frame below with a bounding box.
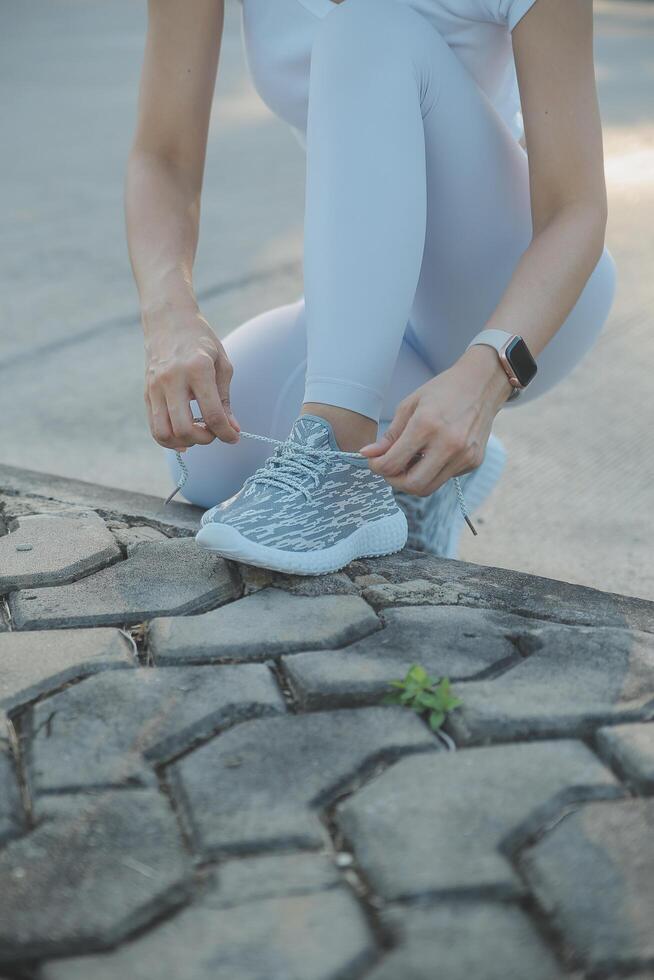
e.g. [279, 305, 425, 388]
[141, 294, 200, 335]
[140, 273, 199, 333]
[459, 343, 515, 408]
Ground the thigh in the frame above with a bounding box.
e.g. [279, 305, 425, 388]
[408, 28, 616, 394]
[408, 33, 533, 372]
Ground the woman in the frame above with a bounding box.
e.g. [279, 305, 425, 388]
[125, 0, 616, 576]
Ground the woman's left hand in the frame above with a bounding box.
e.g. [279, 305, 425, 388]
[359, 345, 514, 496]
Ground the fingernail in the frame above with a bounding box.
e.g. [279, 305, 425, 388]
[359, 443, 375, 453]
[229, 414, 241, 431]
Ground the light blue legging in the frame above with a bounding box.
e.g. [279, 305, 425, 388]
[165, 0, 616, 510]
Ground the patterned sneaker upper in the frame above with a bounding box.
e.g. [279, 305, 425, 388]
[203, 415, 400, 552]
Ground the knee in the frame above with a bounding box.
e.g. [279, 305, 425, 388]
[312, 0, 431, 71]
[310, 0, 443, 116]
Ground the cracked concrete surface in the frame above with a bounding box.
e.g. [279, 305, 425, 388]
[0, 475, 653, 977]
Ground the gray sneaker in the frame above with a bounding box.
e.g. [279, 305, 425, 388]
[196, 415, 408, 575]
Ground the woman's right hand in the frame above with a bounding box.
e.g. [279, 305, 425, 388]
[142, 305, 241, 453]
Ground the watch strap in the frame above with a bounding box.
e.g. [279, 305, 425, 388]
[465, 329, 515, 354]
[466, 329, 526, 400]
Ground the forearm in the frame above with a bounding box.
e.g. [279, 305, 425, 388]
[124, 149, 202, 327]
[459, 202, 607, 404]
[485, 203, 606, 356]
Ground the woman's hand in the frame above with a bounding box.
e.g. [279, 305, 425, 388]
[143, 304, 241, 453]
[359, 346, 513, 496]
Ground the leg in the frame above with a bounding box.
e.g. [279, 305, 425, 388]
[183, 293, 500, 569]
[301, 0, 438, 445]
[163, 297, 434, 509]
[299, 0, 615, 436]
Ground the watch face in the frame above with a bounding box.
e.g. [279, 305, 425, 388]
[506, 337, 537, 386]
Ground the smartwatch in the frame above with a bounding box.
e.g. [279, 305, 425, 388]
[465, 329, 537, 401]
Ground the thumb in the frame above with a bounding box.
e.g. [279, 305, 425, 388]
[359, 400, 415, 456]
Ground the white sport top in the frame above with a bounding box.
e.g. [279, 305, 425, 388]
[237, 0, 537, 146]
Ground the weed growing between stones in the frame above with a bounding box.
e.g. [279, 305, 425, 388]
[383, 664, 462, 732]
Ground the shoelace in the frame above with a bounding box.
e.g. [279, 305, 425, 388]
[165, 418, 477, 535]
[240, 438, 351, 503]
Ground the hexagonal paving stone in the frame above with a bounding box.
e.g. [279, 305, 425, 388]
[0, 628, 134, 712]
[148, 588, 381, 665]
[369, 901, 565, 980]
[0, 511, 121, 592]
[9, 538, 238, 629]
[360, 577, 492, 611]
[335, 741, 621, 901]
[521, 798, 654, 974]
[596, 722, 654, 792]
[349, 553, 654, 633]
[169, 707, 437, 856]
[208, 852, 342, 907]
[40, 884, 377, 980]
[448, 625, 654, 744]
[0, 790, 192, 963]
[28, 665, 285, 799]
[108, 523, 167, 554]
[281, 606, 531, 709]
[0, 742, 23, 845]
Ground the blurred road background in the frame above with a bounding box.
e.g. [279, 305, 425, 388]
[1, 1, 652, 598]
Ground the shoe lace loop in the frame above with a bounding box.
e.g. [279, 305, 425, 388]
[241, 442, 332, 502]
[165, 418, 476, 535]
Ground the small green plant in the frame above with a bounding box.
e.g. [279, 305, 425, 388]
[383, 664, 463, 732]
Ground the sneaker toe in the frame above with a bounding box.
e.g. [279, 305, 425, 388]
[195, 521, 249, 556]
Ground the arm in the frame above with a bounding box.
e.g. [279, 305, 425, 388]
[482, 0, 607, 359]
[125, 0, 240, 452]
[360, 0, 607, 494]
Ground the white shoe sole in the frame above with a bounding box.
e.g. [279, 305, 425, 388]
[444, 433, 507, 558]
[195, 509, 408, 576]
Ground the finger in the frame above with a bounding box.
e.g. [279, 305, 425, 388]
[384, 449, 441, 496]
[418, 432, 486, 494]
[164, 385, 204, 449]
[359, 432, 392, 458]
[359, 400, 416, 460]
[421, 452, 480, 496]
[368, 413, 430, 478]
[191, 368, 240, 445]
[147, 386, 185, 451]
[389, 442, 476, 496]
[215, 358, 241, 436]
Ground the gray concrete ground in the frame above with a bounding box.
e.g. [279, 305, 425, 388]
[1, 0, 652, 598]
[1, 475, 653, 977]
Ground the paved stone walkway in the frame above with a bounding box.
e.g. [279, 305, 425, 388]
[1, 467, 653, 979]
[2, 0, 654, 599]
